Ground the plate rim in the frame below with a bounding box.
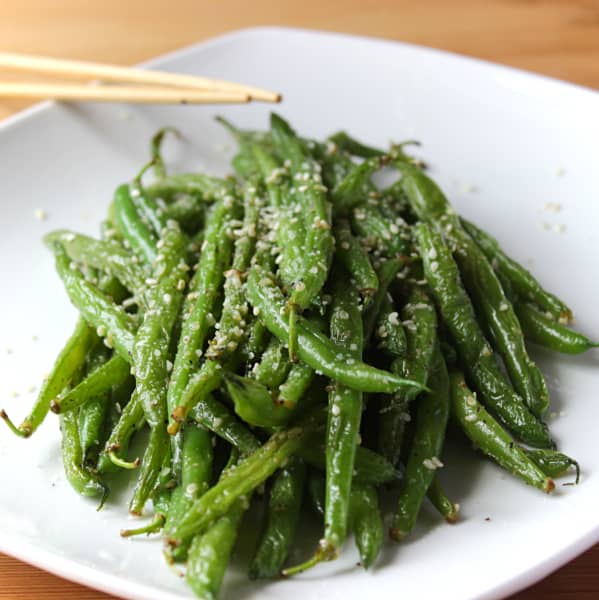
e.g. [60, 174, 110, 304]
[0, 25, 598, 600]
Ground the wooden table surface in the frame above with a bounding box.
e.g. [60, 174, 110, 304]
[1, 1, 597, 598]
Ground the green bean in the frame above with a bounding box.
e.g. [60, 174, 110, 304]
[168, 197, 236, 432]
[278, 362, 315, 409]
[205, 180, 261, 362]
[399, 163, 549, 417]
[60, 411, 106, 499]
[426, 477, 459, 523]
[414, 223, 553, 448]
[462, 218, 572, 323]
[50, 355, 129, 414]
[246, 264, 423, 395]
[391, 343, 450, 541]
[1, 318, 95, 437]
[349, 483, 384, 569]
[322, 271, 364, 559]
[363, 257, 403, 343]
[146, 174, 235, 204]
[78, 346, 112, 461]
[167, 411, 322, 544]
[189, 395, 260, 455]
[332, 154, 390, 212]
[252, 338, 291, 388]
[128, 220, 189, 511]
[130, 425, 171, 515]
[307, 473, 326, 516]
[225, 373, 295, 428]
[297, 433, 399, 486]
[378, 285, 437, 466]
[133, 220, 188, 429]
[327, 131, 385, 159]
[525, 449, 580, 482]
[97, 391, 145, 474]
[112, 183, 157, 264]
[186, 496, 246, 600]
[44, 230, 147, 296]
[50, 242, 136, 360]
[150, 127, 179, 179]
[249, 458, 307, 579]
[450, 224, 549, 417]
[374, 293, 407, 357]
[515, 301, 598, 354]
[270, 114, 334, 361]
[333, 217, 378, 299]
[162, 195, 205, 233]
[164, 424, 214, 561]
[450, 370, 554, 493]
[351, 204, 411, 259]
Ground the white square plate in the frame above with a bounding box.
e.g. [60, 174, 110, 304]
[1, 27, 598, 600]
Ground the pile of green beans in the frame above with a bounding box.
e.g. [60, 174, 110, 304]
[2, 116, 594, 598]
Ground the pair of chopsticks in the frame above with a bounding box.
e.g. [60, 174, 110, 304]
[0, 52, 281, 105]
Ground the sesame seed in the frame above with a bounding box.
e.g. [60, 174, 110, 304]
[388, 312, 400, 326]
[331, 404, 341, 417]
[465, 413, 478, 422]
[34, 208, 47, 221]
[499, 302, 509, 312]
[430, 261, 439, 273]
[422, 458, 437, 470]
[431, 456, 444, 468]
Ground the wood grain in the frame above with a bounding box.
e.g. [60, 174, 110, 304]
[0, 1, 597, 598]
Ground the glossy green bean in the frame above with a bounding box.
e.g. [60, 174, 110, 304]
[246, 264, 423, 395]
[249, 458, 307, 579]
[97, 391, 145, 474]
[525, 449, 580, 482]
[349, 483, 384, 569]
[462, 218, 572, 323]
[323, 272, 364, 557]
[44, 230, 147, 296]
[297, 433, 399, 486]
[426, 477, 459, 523]
[60, 410, 106, 498]
[164, 424, 214, 561]
[391, 343, 450, 541]
[51, 242, 136, 360]
[168, 198, 236, 431]
[414, 223, 552, 448]
[112, 183, 157, 264]
[374, 293, 407, 356]
[50, 354, 129, 414]
[252, 338, 291, 388]
[189, 395, 261, 456]
[450, 370, 554, 492]
[333, 217, 378, 298]
[515, 302, 598, 354]
[186, 497, 246, 600]
[277, 361, 315, 409]
[168, 412, 322, 544]
[378, 285, 437, 466]
[1, 318, 95, 437]
[225, 373, 295, 428]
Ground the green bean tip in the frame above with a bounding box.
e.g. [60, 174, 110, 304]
[0, 410, 30, 438]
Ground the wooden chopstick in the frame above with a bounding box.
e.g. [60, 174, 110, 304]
[0, 82, 250, 104]
[0, 52, 281, 103]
